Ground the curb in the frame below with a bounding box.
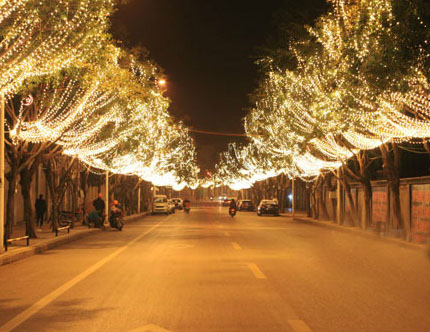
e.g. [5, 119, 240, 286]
[0, 228, 100, 267]
[292, 215, 427, 251]
[0, 212, 150, 267]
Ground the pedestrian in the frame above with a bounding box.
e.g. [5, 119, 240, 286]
[93, 193, 105, 216]
[35, 194, 47, 227]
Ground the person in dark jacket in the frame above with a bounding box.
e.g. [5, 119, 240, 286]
[93, 193, 105, 216]
[35, 194, 47, 227]
[229, 199, 237, 209]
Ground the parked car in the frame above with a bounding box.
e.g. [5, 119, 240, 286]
[222, 197, 236, 207]
[172, 198, 183, 210]
[222, 198, 230, 207]
[152, 195, 169, 215]
[238, 200, 255, 212]
[257, 199, 279, 216]
[167, 199, 176, 214]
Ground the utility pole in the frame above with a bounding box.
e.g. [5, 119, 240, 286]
[105, 171, 109, 220]
[292, 178, 295, 218]
[0, 96, 4, 252]
[336, 170, 342, 225]
[137, 185, 141, 213]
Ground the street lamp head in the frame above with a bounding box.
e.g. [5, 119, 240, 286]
[158, 79, 166, 86]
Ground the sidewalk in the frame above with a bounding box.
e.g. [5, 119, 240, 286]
[0, 212, 148, 267]
[289, 211, 428, 251]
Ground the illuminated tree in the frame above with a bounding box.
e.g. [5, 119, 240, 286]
[216, 0, 430, 233]
[0, 0, 114, 96]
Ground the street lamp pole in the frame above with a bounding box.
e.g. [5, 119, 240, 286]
[137, 185, 141, 213]
[105, 171, 109, 221]
[0, 96, 4, 252]
[292, 178, 295, 218]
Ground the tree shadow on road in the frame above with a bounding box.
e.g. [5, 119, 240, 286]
[3, 297, 116, 332]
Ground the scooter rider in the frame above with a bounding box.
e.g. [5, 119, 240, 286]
[183, 198, 190, 208]
[183, 198, 191, 213]
[110, 200, 124, 230]
[229, 199, 237, 217]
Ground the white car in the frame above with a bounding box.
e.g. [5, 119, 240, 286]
[172, 198, 183, 210]
[168, 199, 176, 214]
[152, 195, 169, 215]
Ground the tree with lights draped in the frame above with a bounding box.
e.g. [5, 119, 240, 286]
[304, 0, 430, 233]
[58, 53, 200, 191]
[0, 0, 115, 238]
[5, 47, 125, 236]
[215, 0, 430, 235]
[7, 45, 199, 237]
[0, 0, 115, 97]
[1, 1, 199, 239]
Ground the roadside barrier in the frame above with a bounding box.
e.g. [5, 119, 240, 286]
[5, 236, 30, 251]
[55, 226, 70, 237]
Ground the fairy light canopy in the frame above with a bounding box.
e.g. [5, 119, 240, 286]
[0, 0, 115, 97]
[214, 0, 430, 190]
[8, 46, 199, 189]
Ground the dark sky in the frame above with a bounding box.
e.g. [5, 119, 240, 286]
[113, 0, 327, 172]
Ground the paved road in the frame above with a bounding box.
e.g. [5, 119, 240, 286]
[0, 208, 429, 332]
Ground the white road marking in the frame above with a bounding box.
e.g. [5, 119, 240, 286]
[0, 221, 163, 332]
[288, 320, 313, 332]
[247, 263, 267, 279]
[232, 242, 241, 250]
[224, 231, 231, 237]
[170, 243, 194, 249]
[129, 324, 172, 332]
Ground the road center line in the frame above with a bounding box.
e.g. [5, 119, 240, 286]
[129, 324, 172, 332]
[247, 263, 267, 279]
[288, 320, 313, 332]
[232, 242, 241, 250]
[0, 221, 163, 332]
[224, 231, 231, 237]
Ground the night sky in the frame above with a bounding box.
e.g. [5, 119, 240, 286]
[113, 0, 327, 172]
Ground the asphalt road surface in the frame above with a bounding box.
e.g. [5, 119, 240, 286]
[1, 207, 429, 332]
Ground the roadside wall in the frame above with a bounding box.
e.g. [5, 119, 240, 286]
[320, 176, 430, 243]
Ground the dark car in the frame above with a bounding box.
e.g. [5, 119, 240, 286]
[257, 200, 279, 216]
[239, 200, 255, 211]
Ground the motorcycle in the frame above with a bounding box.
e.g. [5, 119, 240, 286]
[229, 207, 237, 217]
[107, 213, 124, 231]
[87, 211, 105, 228]
[58, 206, 87, 227]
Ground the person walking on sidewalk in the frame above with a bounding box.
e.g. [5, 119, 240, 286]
[35, 194, 47, 227]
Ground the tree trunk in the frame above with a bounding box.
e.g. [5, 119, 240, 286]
[380, 142, 405, 236]
[19, 167, 37, 238]
[356, 151, 372, 229]
[339, 168, 358, 227]
[5, 171, 18, 239]
[319, 176, 329, 220]
[311, 179, 319, 219]
[362, 178, 372, 229]
[44, 162, 59, 230]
